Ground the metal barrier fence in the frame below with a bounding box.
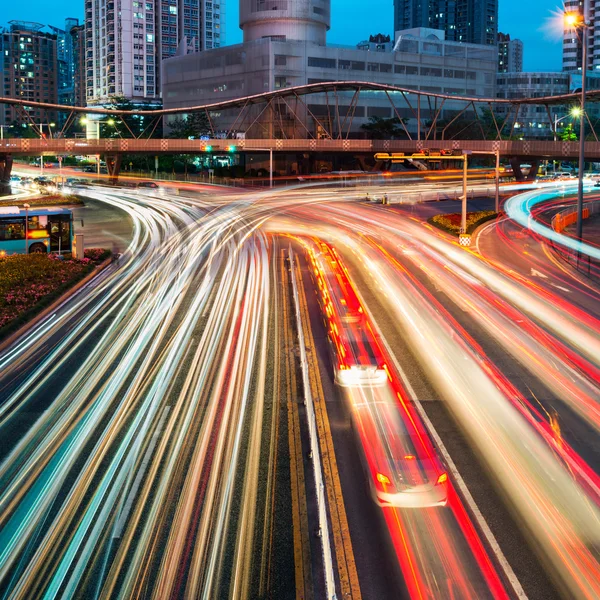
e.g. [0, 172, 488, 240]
[289, 246, 337, 600]
[549, 200, 600, 277]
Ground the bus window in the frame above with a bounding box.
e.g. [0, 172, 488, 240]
[28, 215, 47, 231]
[0, 218, 25, 240]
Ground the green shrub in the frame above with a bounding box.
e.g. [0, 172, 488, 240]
[428, 211, 499, 236]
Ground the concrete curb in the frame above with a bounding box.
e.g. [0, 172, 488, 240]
[0, 256, 113, 355]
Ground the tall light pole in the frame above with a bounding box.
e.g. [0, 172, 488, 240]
[23, 203, 30, 254]
[553, 108, 581, 172]
[566, 9, 590, 242]
[0, 125, 13, 140]
[237, 147, 273, 188]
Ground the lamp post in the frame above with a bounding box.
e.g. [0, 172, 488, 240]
[29, 122, 56, 176]
[23, 203, 30, 254]
[552, 108, 581, 173]
[0, 125, 13, 140]
[81, 117, 117, 178]
[242, 147, 273, 188]
[566, 9, 590, 242]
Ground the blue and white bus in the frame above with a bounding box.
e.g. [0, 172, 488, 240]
[0, 207, 73, 255]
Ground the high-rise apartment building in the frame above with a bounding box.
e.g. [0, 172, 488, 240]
[562, 0, 600, 73]
[85, 0, 225, 106]
[70, 24, 86, 107]
[0, 21, 58, 127]
[497, 32, 523, 73]
[393, 0, 498, 46]
[50, 18, 80, 107]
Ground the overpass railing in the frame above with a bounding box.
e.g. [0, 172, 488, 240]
[2, 138, 600, 159]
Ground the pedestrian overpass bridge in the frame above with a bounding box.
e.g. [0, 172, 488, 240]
[0, 81, 599, 182]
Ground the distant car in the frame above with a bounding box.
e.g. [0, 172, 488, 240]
[137, 181, 159, 189]
[9, 175, 20, 183]
[82, 166, 96, 173]
[595, 180, 600, 188]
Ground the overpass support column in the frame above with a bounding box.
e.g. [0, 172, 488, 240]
[525, 158, 540, 181]
[0, 154, 13, 184]
[509, 156, 541, 182]
[509, 157, 525, 182]
[104, 153, 122, 185]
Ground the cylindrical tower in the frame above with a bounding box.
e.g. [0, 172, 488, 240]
[240, 0, 330, 46]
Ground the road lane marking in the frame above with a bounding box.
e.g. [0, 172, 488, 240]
[530, 268, 548, 278]
[295, 258, 362, 600]
[282, 251, 313, 600]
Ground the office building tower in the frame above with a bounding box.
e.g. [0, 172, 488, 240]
[393, 0, 498, 46]
[85, 0, 225, 106]
[498, 32, 523, 73]
[0, 21, 58, 127]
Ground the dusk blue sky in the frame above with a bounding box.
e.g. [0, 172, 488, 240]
[3, 0, 563, 71]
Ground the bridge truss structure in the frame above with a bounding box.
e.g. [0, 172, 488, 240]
[1, 81, 600, 182]
[0, 81, 598, 142]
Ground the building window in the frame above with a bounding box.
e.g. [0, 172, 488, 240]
[308, 57, 336, 69]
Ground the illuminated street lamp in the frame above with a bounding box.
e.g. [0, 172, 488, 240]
[553, 106, 581, 141]
[565, 9, 590, 242]
[80, 116, 120, 139]
[551, 107, 582, 173]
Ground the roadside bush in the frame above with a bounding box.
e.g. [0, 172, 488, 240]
[0, 249, 110, 340]
[428, 210, 499, 236]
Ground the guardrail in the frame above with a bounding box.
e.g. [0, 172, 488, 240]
[289, 246, 337, 600]
[551, 200, 600, 232]
[549, 200, 600, 277]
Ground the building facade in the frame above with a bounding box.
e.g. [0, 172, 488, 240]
[85, 0, 225, 106]
[393, 0, 498, 46]
[162, 26, 497, 139]
[495, 71, 600, 139]
[70, 24, 86, 108]
[0, 21, 58, 128]
[497, 32, 523, 73]
[50, 18, 80, 107]
[562, 0, 600, 73]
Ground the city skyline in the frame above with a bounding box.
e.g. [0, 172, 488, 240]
[1, 0, 562, 72]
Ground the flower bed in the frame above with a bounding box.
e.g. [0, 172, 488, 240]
[0, 248, 110, 339]
[428, 210, 499, 236]
[0, 194, 84, 207]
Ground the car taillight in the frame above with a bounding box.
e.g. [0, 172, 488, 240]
[436, 473, 448, 485]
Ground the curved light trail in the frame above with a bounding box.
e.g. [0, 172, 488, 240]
[1, 177, 599, 600]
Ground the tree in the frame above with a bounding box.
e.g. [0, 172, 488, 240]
[360, 116, 408, 139]
[560, 123, 578, 141]
[168, 112, 211, 139]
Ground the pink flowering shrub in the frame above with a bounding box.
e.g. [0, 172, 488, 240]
[84, 248, 111, 262]
[0, 250, 108, 337]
